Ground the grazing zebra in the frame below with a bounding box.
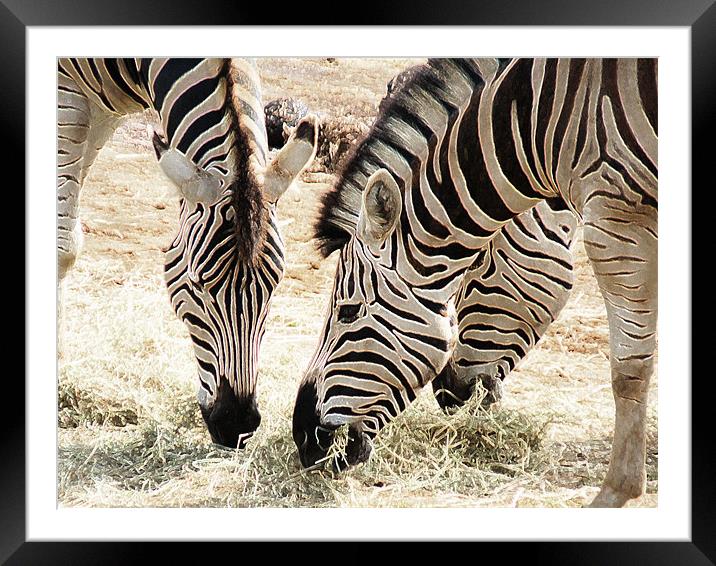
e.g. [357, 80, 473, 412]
[293, 58, 657, 508]
[58, 58, 318, 448]
[432, 197, 577, 410]
[389, 64, 581, 411]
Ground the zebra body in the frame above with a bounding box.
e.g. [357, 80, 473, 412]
[294, 58, 657, 508]
[58, 58, 318, 448]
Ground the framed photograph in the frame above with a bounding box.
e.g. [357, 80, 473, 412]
[14, 0, 709, 562]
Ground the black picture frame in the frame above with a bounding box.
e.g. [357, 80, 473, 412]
[10, 1, 709, 563]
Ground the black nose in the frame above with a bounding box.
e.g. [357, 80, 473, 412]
[432, 362, 474, 410]
[199, 380, 261, 449]
[295, 428, 333, 468]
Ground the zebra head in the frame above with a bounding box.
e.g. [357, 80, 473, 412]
[293, 60, 500, 468]
[293, 168, 459, 469]
[162, 113, 318, 449]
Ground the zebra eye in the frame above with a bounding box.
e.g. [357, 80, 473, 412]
[337, 303, 362, 323]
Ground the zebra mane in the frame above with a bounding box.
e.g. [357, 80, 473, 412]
[224, 58, 268, 266]
[313, 58, 495, 258]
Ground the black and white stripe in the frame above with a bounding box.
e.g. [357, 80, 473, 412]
[294, 58, 657, 508]
[57, 58, 317, 448]
[432, 197, 577, 409]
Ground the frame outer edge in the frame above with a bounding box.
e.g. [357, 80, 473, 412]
[0, 0, 27, 564]
[7, 0, 713, 560]
[691, 1, 716, 563]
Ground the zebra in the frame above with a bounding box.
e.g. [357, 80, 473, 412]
[432, 197, 577, 410]
[385, 65, 580, 410]
[292, 58, 657, 508]
[58, 58, 318, 448]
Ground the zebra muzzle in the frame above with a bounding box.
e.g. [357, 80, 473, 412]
[198, 381, 262, 449]
[431, 362, 504, 412]
[332, 427, 373, 473]
[295, 424, 334, 469]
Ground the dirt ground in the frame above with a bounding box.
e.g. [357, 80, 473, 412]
[57, 58, 657, 509]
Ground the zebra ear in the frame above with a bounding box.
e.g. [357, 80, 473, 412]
[263, 114, 319, 203]
[151, 129, 223, 205]
[358, 169, 402, 246]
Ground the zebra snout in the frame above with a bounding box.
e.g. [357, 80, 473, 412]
[296, 427, 334, 469]
[332, 427, 373, 473]
[431, 360, 476, 411]
[431, 363, 503, 412]
[198, 380, 261, 449]
[292, 418, 334, 469]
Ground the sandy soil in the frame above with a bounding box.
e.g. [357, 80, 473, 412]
[57, 58, 657, 509]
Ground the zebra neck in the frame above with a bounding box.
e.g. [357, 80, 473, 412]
[387, 59, 551, 304]
[141, 58, 267, 176]
[390, 58, 607, 305]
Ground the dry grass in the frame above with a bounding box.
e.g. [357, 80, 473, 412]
[57, 58, 657, 509]
[58, 383, 555, 508]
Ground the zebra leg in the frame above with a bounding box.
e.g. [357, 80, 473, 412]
[57, 96, 120, 281]
[57, 72, 119, 355]
[582, 195, 658, 508]
[57, 71, 91, 357]
[57, 75, 120, 280]
[57, 72, 92, 281]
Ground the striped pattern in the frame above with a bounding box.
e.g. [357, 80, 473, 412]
[57, 58, 290, 448]
[432, 198, 577, 409]
[163, 198, 285, 405]
[294, 58, 658, 507]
